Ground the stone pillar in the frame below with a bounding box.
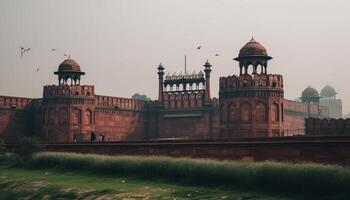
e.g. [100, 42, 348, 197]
[204, 60, 212, 105]
[157, 63, 165, 104]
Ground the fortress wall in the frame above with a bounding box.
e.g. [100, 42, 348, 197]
[0, 96, 33, 109]
[157, 109, 216, 139]
[305, 118, 350, 135]
[283, 99, 329, 135]
[94, 108, 148, 141]
[0, 96, 36, 142]
[95, 95, 148, 110]
[93, 96, 150, 141]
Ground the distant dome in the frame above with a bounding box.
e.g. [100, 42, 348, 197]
[302, 86, 319, 98]
[238, 37, 268, 57]
[320, 85, 337, 98]
[57, 59, 81, 73]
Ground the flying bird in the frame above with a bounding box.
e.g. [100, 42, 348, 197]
[215, 53, 220, 56]
[35, 68, 40, 72]
[49, 48, 56, 52]
[64, 54, 71, 59]
[19, 47, 31, 57]
[196, 46, 201, 50]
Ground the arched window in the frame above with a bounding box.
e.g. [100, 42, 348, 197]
[240, 103, 251, 121]
[84, 109, 93, 125]
[228, 103, 237, 122]
[72, 108, 82, 125]
[247, 64, 254, 74]
[271, 103, 279, 122]
[256, 102, 267, 121]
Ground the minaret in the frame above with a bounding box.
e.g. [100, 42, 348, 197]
[157, 63, 165, 104]
[204, 60, 212, 105]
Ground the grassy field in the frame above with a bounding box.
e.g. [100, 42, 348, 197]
[0, 152, 349, 199]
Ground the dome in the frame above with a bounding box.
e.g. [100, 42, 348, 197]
[57, 59, 81, 73]
[320, 85, 337, 97]
[302, 86, 319, 98]
[238, 37, 268, 57]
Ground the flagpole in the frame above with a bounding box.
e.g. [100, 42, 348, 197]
[185, 54, 187, 74]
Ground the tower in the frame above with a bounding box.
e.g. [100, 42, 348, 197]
[42, 59, 95, 143]
[157, 63, 165, 104]
[320, 85, 343, 118]
[204, 60, 212, 105]
[155, 60, 215, 139]
[219, 38, 284, 137]
[300, 86, 321, 117]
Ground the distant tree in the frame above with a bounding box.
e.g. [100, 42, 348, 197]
[132, 93, 151, 101]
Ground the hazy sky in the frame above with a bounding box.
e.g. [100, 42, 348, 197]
[0, 0, 349, 115]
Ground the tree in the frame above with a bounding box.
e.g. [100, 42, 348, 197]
[132, 93, 151, 101]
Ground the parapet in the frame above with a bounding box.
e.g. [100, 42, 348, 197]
[0, 95, 33, 109]
[305, 117, 350, 135]
[43, 84, 95, 98]
[95, 95, 148, 111]
[219, 74, 283, 90]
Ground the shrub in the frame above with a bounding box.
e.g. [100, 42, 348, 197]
[0, 138, 5, 154]
[12, 137, 41, 160]
[23, 152, 350, 195]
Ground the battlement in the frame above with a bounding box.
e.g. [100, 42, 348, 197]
[219, 74, 283, 91]
[163, 71, 206, 92]
[43, 85, 95, 98]
[305, 117, 350, 135]
[0, 95, 33, 109]
[95, 95, 148, 111]
[165, 71, 204, 81]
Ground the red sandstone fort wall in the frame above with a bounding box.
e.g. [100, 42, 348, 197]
[305, 118, 350, 135]
[0, 96, 35, 142]
[94, 95, 149, 141]
[157, 110, 214, 139]
[283, 99, 329, 135]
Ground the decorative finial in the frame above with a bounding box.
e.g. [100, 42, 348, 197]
[205, 59, 211, 65]
[250, 37, 256, 43]
[157, 62, 164, 70]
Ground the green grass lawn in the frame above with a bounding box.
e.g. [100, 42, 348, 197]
[0, 152, 349, 199]
[0, 167, 293, 200]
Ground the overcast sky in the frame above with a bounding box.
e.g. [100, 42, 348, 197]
[0, 0, 349, 115]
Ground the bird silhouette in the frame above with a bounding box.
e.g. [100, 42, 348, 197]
[35, 68, 40, 72]
[196, 46, 201, 50]
[215, 54, 220, 56]
[50, 48, 56, 52]
[19, 47, 31, 57]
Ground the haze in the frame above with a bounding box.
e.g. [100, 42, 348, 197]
[0, 0, 349, 115]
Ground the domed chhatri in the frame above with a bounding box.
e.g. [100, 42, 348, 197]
[320, 85, 337, 98]
[301, 85, 321, 104]
[234, 37, 272, 76]
[302, 86, 319, 98]
[57, 59, 82, 73]
[54, 59, 85, 85]
[238, 37, 268, 57]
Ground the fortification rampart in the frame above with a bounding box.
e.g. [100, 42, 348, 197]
[305, 117, 350, 135]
